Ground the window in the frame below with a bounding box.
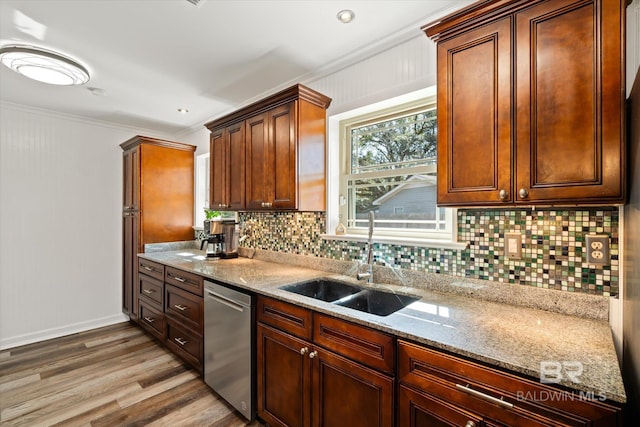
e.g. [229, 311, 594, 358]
[194, 152, 210, 227]
[332, 89, 456, 244]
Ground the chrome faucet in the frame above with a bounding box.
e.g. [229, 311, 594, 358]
[357, 211, 375, 283]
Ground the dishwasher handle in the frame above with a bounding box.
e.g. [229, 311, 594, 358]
[206, 288, 246, 312]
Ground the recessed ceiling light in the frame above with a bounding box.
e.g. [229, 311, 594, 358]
[178, 108, 189, 114]
[0, 45, 89, 86]
[337, 9, 355, 23]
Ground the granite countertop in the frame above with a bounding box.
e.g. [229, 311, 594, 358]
[139, 249, 626, 403]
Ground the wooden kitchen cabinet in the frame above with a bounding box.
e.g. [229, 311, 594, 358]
[256, 296, 394, 427]
[137, 259, 165, 341]
[136, 257, 205, 374]
[120, 136, 195, 320]
[424, 0, 627, 206]
[398, 340, 623, 426]
[245, 103, 298, 210]
[164, 267, 204, 373]
[205, 84, 331, 211]
[210, 122, 245, 210]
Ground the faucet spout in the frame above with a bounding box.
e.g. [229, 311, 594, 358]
[357, 211, 375, 284]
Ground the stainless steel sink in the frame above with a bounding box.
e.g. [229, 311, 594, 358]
[280, 279, 420, 316]
[333, 289, 420, 316]
[280, 279, 362, 302]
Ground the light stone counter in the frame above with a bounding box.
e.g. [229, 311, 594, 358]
[139, 249, 626, 403]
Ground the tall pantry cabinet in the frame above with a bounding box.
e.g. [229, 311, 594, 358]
[120, 136, 196, 321]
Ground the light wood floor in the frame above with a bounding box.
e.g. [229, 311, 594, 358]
[0, 322, 262, 426]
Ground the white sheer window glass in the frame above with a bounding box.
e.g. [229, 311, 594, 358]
[338, 98, 454, 241]
[195, 153, 210, 227]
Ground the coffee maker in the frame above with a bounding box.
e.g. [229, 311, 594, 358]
[200, 219, 224, 257]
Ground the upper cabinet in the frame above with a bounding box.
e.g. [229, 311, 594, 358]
[424, 0, 627, 207]
[205, 84, 332, 212]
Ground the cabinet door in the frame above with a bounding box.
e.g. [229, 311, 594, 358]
[257, 324, 311, 427]
[123, 147, 139, 210]
[436, 17, 512, 206]
[398, 385, 483, 427]
[313, 347, 394, 427]
[210, 129, 226, 210]
[226, 122, 246, 210]
[245, 112, 270, 210]
[515, 0, 625, 204]
[269, 102, 297, 209]
[123, 211, 139, 319]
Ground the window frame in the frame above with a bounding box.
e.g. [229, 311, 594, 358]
[324, 87, 462, 248]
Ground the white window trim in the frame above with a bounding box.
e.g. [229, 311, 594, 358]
[323, 86, 467, 250]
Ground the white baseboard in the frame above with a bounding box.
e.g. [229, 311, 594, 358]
[0, 313, 130, 350]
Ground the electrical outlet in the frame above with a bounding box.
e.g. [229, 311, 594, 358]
[505, 232, 522, 259]
[585, 234, 610, 265]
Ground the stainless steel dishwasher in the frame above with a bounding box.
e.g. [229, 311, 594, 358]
[204, 280, 254, 420]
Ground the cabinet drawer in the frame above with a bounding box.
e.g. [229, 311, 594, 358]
[398, 340, 620, 426]
[257, 296, 312, 340]
[138, 258, 164, 281]
[313, 313, 395, 375]
[398, 384, 483, 427]
[165, 284, 203, 333]
[139, 302, 164, 341]
[166, 318, 202, 373]
[138, 274, 163, 307]
[165, 266, 203, 296]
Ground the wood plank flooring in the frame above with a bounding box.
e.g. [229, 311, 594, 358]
[0, 322, 262, 426]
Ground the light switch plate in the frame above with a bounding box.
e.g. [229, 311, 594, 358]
[585, 234, 610, 265]
[505, 232, 522, 259]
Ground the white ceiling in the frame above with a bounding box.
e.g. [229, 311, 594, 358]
[0, 0, 473, 134]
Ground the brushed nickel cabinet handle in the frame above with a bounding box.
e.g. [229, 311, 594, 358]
[499, 189, 508, 200]
[143, 266, 153, 271]
[174, 304, 187, 311]
[309, 350, 318, 359]
[143, 316, 155, 323]
[465, 422, 477, 427]
[143, 289, 154, 294]
[174, 337, 187, 346]
[518, 188, 529, 199]
[455, 384, 514, 409]
[300, 347, 309, 355]
[173, 276, 186, 283]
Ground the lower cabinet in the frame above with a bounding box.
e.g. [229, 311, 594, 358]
[137, 259, 204, 374]
[397, 340, 622, 427]
[257, 296, 394, 427]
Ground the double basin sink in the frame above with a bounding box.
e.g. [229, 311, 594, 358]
[280, 279, 419, 316]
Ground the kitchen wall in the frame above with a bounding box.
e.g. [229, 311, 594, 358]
[0, 102, 171, 349]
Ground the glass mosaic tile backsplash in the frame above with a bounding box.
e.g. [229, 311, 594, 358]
[238, 207, 619, 296]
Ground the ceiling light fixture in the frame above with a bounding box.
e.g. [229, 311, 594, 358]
[337, 9, 355, 23]
[0, 45, 90, 86]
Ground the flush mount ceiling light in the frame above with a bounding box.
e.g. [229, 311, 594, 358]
[0, 45, 90, 86]
[337, 9, 355, 23]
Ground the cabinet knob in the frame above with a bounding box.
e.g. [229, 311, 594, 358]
[300, 347, 309, 355]
[518, 188, 529, 199]
[465, 422, 476, 427]
[309, 350, 318, 359]
[498, 189, 508, 200]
